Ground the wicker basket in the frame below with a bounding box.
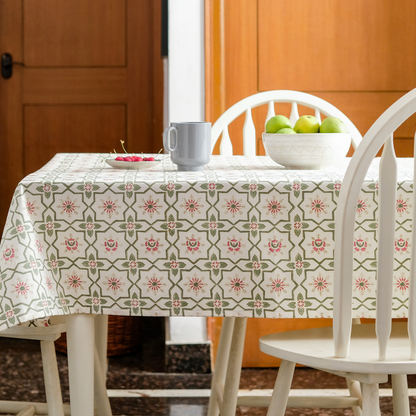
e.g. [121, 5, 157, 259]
[55, 315, 142, 356]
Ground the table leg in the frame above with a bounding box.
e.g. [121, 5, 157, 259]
[66, 314, 95, 416]
[219, 317, 247, 416]
[207, 317, 235, 416]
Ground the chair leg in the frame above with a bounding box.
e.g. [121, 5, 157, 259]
[16, 405, 36, 416]
[391, 374, 410, 416]
[346, 378, 362, 416]
[207, 317, 235, 416]
[94, 345, 113, 416]
[361, 383, 380, 416]
[266, 360, 296, 416]
[40, 339, 65, 416]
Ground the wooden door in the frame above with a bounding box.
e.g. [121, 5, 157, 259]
[0, 0, 163, 230]
[205, 0, 416, 367]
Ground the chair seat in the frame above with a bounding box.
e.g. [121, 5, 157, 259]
[260, 322, 416, 375]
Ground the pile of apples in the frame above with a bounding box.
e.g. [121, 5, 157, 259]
[266, 115, 348, 134]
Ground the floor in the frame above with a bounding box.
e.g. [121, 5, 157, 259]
[0, 319, 415, 415]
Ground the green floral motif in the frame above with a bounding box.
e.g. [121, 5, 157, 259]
[38, 215, 61, 237]
[0, 273, 5, 290]
[283, 181, 308, 198]
[242, 215, 265, 238]
[202, 214, 225, 237]
[46, 253, 65, 275]
[10, 219, 31, 240]
[283, 214, 309, 237]
[241, 182, 265, 198]
[201, 182, 224, 198]
[165, 292, 188, 315]
[288, 293, 312, 316]
[79, 215, 102, 237]
[23, 255, 42, 275]
[36, 182, 59, 199]
[161, 214, 183, 236]
[58, 291, 70, 313]
[163, 253, 186, 276]
[85, 290, 108, 313]
[0, 304, 21, 325]
[287, 253, 311, 277]
[117, 182, 140, 199]
[326, 181, 342, 197]
[204, 253, 227, 277]
[76, 182, 100, 199]
[119, 215, 142, 237]
[160, 182, 182, 198]
[247, 293, 271, 316]
[206, 293, 230, 315]
[82, 253, 104, 276]
[369, 223, 378, 230]
[37, 294, 52, 314]
[124, 292, 146, 315]
[245, 254, 268, 277]
[121, 254, 145, 276]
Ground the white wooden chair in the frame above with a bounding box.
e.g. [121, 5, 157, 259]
[208, 90, 364, 416]
[0, 316, 112, 416]
[259, 87, 416, 415]
[211, 89, 362, 155]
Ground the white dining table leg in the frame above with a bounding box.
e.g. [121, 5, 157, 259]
[207, 317, 235, 416]
[66, 314, 95, 416]
[219, 317, 247, 416]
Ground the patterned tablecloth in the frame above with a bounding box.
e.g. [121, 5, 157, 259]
[0, 153, 413, 329]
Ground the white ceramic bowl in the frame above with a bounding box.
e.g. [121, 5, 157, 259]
[262, 133, 351, 170]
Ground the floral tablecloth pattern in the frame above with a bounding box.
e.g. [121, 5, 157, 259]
[0, 154, 413, 329]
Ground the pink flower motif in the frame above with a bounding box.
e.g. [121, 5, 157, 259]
[3, 247, 15, 261]
[267, 238, 284, 255]
[129, 260, 137, 269]
[295, 260, 303, 269]
[267, 277, 287, 294]
[15, 281, 30, 297]
[101, 199, 119, 218]
[209, 222, 217, 229]
[45, 278, 53, 291]
[297, 300, 305, 308]
[225, 198, 243, 216]
[185, 237, 201, 253]
[127, 222, 135, 230]
[208, 182, 217, 191]
[168, 221, 176, 230]
[46, 222, 54, 231]
[334, 182, 341, 191]
[250, 222, 258, 230]
[146, 275, 165, 293]
[170, 260, 179, 269]
[86, 222, 94, 230]
[125, 183, 133, 192]
[92, 297, 100, 305]
[227, 238, 242, 253]
[214, 299, 222, 308]
[310, 274, 330, 295]
[212, 261, 220, 269]
[396, 197, 410, 216]
[311, 237, 327, 253]
[294, 221, 302, 230]
[26, 201, 37, 216]
[183, 196, 201, 217]
[354, 238, 368, 253]
[50, 260, 58, 268]
[144, 237, 160, 253]
[172, 299, 181, 308]
[89, 260, 97, 268]
[254, 300, 263, 308]
[354, 276, 371, 294]
[104, 238, 119, 252]
[106, 275, 123, 293]
[60, 198, 79, 217]
[307, 196, 327, 218]
[16, 225, 24, 234]
[356, 199, 368, 217]
[64, 237, 79, 252]
[227, 276, 246, 295]
[35, 240, 43, 253]
[395, 238, 409, 253]
[187, 275, 205, 294]
[43, 184, 51, 193]
[64, 273, 85, 293]
[249, 183, 258, 191]
[395, 275, 410, 293]
[292, 182, 301, 191]
[141, 197, 160, 217]
[167, 182, 175, 191]
[265, 198, 284, 218]
[131, 299, 139, 308]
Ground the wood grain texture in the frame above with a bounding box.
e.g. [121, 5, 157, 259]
[23, 105, 126, 174]
[258, 0, 416, 91]
[23, 0, 126, 67]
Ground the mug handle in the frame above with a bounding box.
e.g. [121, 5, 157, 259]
[163, 126, 177, 152]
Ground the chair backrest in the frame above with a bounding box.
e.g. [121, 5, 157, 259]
[211, 90, 362, 156]
[333, 87, 416, 360]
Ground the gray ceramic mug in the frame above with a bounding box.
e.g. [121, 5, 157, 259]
[163, 122, 211, 171]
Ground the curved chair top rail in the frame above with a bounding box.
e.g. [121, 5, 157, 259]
[211, 90, 362, 156]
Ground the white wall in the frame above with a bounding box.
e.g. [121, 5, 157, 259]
[167, 0, 207, 343]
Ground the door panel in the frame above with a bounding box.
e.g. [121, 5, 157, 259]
[24, 105, 126, 173]
[258, 0, 416, 91]
[23, 0, 126, 67]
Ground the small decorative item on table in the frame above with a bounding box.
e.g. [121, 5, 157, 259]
[263, 115, 352, 170]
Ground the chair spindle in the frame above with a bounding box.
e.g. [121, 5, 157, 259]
[243, 108, 256, 156]
[219, 126, 233, 156]
[265, 101, 275, 129]
[315, 108, 321, 124]
[289, 102, 299, 127]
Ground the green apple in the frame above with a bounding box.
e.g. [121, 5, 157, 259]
[320, 117, 348, 133]
[276, 128, 296, 134]
[265, 115, 292, 133]
[293, 115, 320, 133]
